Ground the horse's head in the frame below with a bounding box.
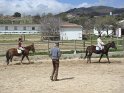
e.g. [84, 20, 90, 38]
[30, 43, 35, 53]
[110, 41, 117, 50]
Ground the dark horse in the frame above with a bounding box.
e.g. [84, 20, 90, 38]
[84, 41, 117, 63]
[6, 43, 35, 65]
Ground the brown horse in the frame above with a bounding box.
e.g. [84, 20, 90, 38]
[84, 41, 117, 63]
[6, 43, 35, 65]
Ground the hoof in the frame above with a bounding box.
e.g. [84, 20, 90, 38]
[54, 79, 59, 81]
[50, 76, 53, 81]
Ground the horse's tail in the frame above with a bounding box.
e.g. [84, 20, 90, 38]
[6, 50, 10, 65]
[84, 47, 89, 59]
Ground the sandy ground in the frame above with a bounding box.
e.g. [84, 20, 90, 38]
[0, 56, 124, 93]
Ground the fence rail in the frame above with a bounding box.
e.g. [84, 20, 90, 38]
[0, 37, 124, 56]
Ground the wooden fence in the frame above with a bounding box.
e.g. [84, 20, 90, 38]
[0, 37, 124, 55]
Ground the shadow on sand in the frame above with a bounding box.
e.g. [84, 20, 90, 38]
[58, 77, 74, 81]
[14, 62, 34, 65]
[91, 61, 122, 64]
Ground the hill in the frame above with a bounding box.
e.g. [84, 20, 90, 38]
[59, 6, 124, 17]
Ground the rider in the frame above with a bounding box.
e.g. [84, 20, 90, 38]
[97, 35, 104, 50]
[18, 37, 24, 52]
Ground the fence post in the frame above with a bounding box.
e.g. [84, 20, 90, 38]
[23, 35, 25, 41]
[90, 34, 92, 45]
[74, 40, 76, 54]
[48, 39, 50, 54]
[62, 37, 63, 45]
[83, 40, 85, 52]
[123, 36, 124, 51]
[116, 36, 118, 47]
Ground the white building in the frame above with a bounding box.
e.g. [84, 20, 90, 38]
[60, 22, 83, 40]
[116, 28, 122, 37]
[94, 28, 113, 36]
[117, 20, 124, 37]
[0, 24, 41, 34]
[94, 20, 124, 37]
[0, 22, 83, 40]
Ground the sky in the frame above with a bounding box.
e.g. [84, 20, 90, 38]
[0, 0, 124, 15]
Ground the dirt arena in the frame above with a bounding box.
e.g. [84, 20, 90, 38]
[0, 56, 124, 93]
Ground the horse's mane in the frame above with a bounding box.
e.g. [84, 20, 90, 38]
[23, 44, 34, 52]
[24, 44, 33, 48]
[105, 41, 112, 46]
[103, 41, 114, 50]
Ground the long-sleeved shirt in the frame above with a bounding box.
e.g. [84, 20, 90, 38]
[50, 47, 61, 60]
[97, 37, 104, 45]
[97, 37, 104, 50]
[18, 41, 22, 47]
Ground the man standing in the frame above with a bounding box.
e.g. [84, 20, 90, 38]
[50, 42, 61, 81]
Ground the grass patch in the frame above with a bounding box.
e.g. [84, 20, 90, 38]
[30, 52, 49, 56]
[111, 54, 124, 58]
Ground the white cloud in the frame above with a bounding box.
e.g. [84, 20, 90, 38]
[0, 0, 92, 15]
[77, 3, 92, 8]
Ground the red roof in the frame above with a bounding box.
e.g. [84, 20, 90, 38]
[61, 22, 82, 28]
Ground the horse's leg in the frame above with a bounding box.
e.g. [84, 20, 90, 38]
[87, 55, 89, 63]
[99, 54, 103, 62]
[89, 53, 92, 63]
[7, 55, 12, 65]
[87, 53, 92, 63]
[86, 52, 90, 63]
[106, 53, 110, 63]
[87, 55, 91, 63]
[10, 56, 13, 62]
[87, 56, 88, 63]
[26, 55, 31, 64]
[6, 59, 9, 65]
[6, 51, 10, 65]
[6, 56, 10, 65]
[21, 55, 25, 64]
[6, 55, 13, 65]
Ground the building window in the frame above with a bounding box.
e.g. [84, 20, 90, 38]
[5, 26, 8, 30]
[14, 26, 17, 30]
[23, 26, 26, 30]
[32, 27, 35, 30]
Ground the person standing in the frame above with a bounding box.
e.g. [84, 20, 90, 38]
[97, 35, 104, 50]
[50, 42, 61, 81]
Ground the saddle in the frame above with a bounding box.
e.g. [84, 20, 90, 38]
[17, 49, 22, 54]
[96, 46, 104, 51]
[96, 46, 101, 51]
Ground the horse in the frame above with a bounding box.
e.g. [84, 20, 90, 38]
[6, 43, 35, 65]
[84, 41, 117, 63]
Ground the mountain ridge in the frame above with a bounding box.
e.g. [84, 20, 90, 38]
[61, 6, 124, 16]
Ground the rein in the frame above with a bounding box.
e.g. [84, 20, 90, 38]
[24, 45, 32, 51]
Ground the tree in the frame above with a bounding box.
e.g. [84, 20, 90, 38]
[40, 14, 61, 40]
[78, 17, 95, 39]
[13, 12, 21, 17]
[94, 17, 105, 35]
[104, 16, 118, 37]
[94, 16, 118, 37]
[32, 14, 41, 24]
